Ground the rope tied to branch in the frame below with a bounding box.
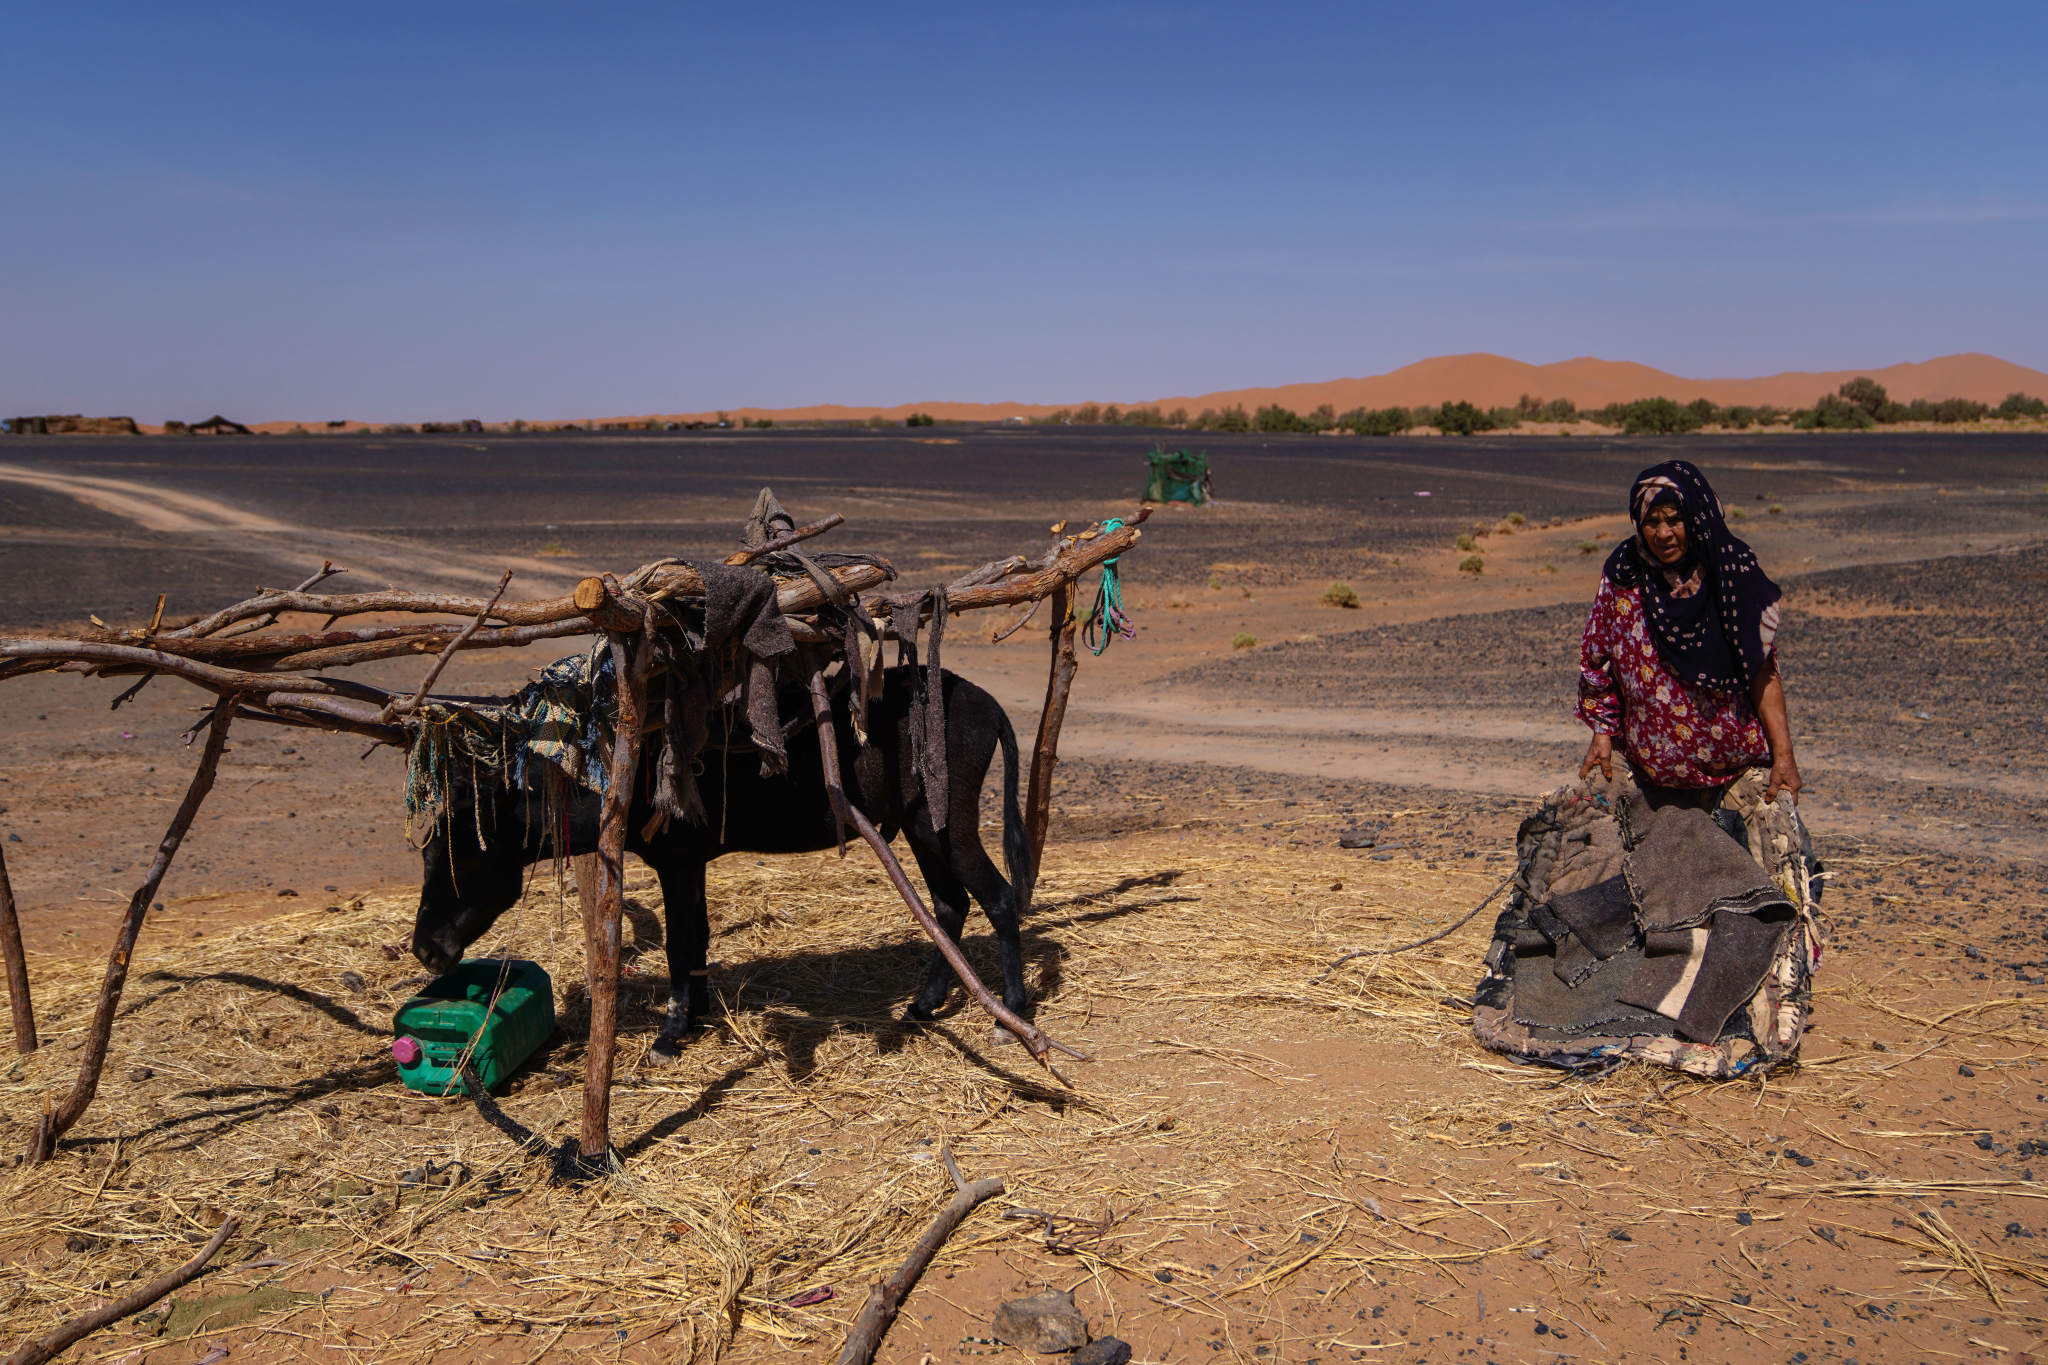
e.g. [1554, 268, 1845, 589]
[1082, 518, 1135, 656]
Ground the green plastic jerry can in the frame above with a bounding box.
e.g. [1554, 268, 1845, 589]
[391, 959, 555, 1096]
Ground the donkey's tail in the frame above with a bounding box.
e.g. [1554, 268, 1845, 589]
[996, 704, 1034, 918]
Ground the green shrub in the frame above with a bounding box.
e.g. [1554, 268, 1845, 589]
[750, 417, 777, 428]
[1430, 400, 1497, 435]
[1212, 405, 1252, 433]
[1537, 398, 1578, 422]
[1339, 406, 1414, 436]
[1799, 395, 1874, 430]
[1729, 506, 1748, 521]
[1308, 403, 1338, 432]
[1539, 561, 1558, 574]
[1578, 538, 1600, 555]
[1837, 377, 1889, 418]
[1619, 397, 1689, 434]
[1320, 582, 1360, 609]
[1231, 633, 1258, 650]
[1458, 555, 1485, 575]
[1254, 404, 1313, 433]
[1998, 392, 2047, 419]
[1122, 405, 1165, 426]
[1768, 504, 1785, 515]
[1073, 404, 1103, 425]
[1207, 573, 1222, 590]
[1455, 533, 1477, 552]
[1507, 512, 1527, 526]
[1887, 397, 1990, 424]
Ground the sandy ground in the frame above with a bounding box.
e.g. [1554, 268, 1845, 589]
[0, 427, 2044, 1363]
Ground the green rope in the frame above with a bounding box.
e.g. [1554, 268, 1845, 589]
[1083, 517, 1135, 656]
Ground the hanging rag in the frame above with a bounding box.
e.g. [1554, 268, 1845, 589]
[891, 588, 951, 832]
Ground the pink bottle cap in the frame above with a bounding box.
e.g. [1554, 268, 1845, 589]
[392, 1036, 422, 1066]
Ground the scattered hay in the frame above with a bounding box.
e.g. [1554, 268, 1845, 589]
[9, 823, 2023, 1358]
[0, 832, 1539, 1359]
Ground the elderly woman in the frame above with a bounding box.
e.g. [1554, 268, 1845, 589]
[1579, 459, 1801, 804]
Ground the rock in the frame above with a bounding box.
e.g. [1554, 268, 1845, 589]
[1073, 1339, 1132, 1365]
[992, 1289, 1088, 1353]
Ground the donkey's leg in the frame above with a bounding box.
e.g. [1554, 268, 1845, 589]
[902, 834, 978, 1022]
[650, 855, 711, 1060]
[950, 838, 1028, 1015]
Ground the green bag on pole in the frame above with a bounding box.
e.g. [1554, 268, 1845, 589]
[1144, 448, 1213, 505]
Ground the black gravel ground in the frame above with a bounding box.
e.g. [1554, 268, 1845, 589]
[5, 425, 2046, 626]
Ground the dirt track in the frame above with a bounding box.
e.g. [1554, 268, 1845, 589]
[0, 427, 2045, 1363]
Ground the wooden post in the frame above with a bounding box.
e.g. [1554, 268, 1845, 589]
[578, 621, 650, 1167]
[1022, 581, 1080, 906]
[28, 700, 234, 1163]
[0, 841, 36, 1054]
[572, 853, 599, 928]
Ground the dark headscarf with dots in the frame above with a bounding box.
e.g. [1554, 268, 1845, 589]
[1602, 459, 1781, 694]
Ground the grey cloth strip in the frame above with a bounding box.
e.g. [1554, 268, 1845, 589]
[1552, 934, 1604, 988]
[894, 589, 952, 832]
[1545, 875, 1636, 959]
[924, 591, 949, 830]
[1527, 900, 1572, 945]
[840, 602, 875, 743]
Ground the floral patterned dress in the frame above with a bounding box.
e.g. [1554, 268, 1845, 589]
[1577, 576, 1775, 789]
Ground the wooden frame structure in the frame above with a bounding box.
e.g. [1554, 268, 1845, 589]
[0, 498, 1147, 1168]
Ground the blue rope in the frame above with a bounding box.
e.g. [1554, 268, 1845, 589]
[1083, 518, 1136, 656]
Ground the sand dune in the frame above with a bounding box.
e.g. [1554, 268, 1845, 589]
[603, 351, 2048, 427]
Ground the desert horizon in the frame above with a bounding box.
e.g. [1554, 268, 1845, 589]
[547, 349, 2048, 431]
[16, 349, 2048, 436]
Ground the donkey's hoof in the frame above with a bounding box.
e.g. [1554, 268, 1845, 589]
[648, 1028, 702, 1064]
[901, 1005, 937, 1026]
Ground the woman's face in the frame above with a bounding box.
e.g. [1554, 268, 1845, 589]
[1641, 503, 1689, 565]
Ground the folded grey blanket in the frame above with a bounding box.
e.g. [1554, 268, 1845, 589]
[1624, 802, 1788, 931]
[1618, 802, 1793, 1041]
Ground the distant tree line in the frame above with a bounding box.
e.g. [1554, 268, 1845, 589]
[1028, 380, 2046, 435]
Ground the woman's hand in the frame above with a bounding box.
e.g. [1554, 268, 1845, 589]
[1580, 733, 1614, 783]
[1766, 749, 1802, 805]
[1749, 657, 1800, 804]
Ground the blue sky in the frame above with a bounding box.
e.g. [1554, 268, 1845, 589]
[4, 2, 2044, 420]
